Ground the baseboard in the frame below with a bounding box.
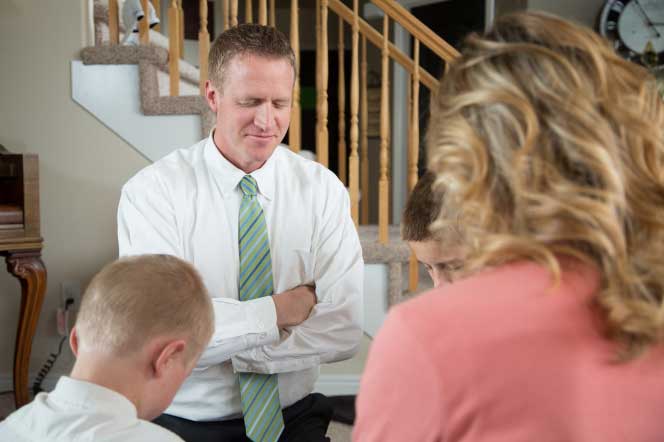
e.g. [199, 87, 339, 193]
[0, 372, 360, 397]
[313, 374, 361, 396]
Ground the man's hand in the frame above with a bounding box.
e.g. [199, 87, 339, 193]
[272, 285, 317, 328]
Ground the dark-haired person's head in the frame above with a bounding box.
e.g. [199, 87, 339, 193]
[402, 172, 465, 287]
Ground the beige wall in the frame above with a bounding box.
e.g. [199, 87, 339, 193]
[527, 0, 605, 28]
[0, 1, 149, 377]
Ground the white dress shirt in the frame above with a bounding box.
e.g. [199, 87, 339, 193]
[117, 135, 364, 421]
[0, 376, 182, 442]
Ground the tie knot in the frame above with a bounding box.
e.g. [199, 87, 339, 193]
[240, 175, 258, 197]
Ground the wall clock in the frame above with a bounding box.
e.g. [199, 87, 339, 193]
[599, 0, 664, 67]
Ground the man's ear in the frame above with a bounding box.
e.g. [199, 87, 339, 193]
[69, 327, 79, 357]
[152, 339, 186, 378]
[205, 80, 219, 113]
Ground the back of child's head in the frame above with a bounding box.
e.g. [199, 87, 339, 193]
[75, 254, 213, 362]
[402, 172, 441, 242]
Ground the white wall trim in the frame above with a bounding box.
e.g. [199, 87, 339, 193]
[314, 374, 361, 396]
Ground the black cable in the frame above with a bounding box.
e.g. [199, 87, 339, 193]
[32, 335, 67, 396]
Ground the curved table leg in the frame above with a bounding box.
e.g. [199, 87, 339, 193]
[5, 250, 47, 409]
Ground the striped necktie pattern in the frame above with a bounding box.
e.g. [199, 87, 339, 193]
[237, 175, 285, 442]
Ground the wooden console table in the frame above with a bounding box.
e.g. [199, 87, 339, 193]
[0, 153, 47, 408]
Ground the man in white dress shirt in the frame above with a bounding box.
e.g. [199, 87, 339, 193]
[117, 24, 363, 442]
[0, 255, 214, 442]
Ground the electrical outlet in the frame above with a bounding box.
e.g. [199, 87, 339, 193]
[58, 280, 81, 336]
[61, 280, 81, 310]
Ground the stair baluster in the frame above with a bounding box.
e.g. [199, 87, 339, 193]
[178, 0, 184, 58]
[408, 39, 420, 292]
[259, 0, 267, 25]
[199, 0, 210, 95]
[338, 17, 347, 186]
[168, 0, 180, 96]
[360, 35, 369, 225]
[349, 0, 360, 225]
[245, 0, 253, 23]
[316, 0, 329, 167]
[379, 14, 390, 244]
[269, 0, 276, 27]
[108, 0, 120, 45]
[231, 0, 238, 27]
[139, 0, 150, 44]
[153, 0, 161, 32]
[289, 0, 301, 152]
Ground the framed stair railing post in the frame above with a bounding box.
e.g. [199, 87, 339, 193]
[379, 14, 390, 244]
[289, 0, 301, 152]
[348, 0, 360, 225]
[139, 0, 150, 44]
[199, 0, 210, 95]
[169, 0, 180, 96]
[338, 17, 347, 186]
[109, 0, 120, 44]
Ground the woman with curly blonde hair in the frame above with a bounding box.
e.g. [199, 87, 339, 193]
[354, 11, 664, 442]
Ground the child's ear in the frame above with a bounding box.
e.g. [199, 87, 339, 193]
[152, 339, 186, 378]
[69, 327, 79, 357]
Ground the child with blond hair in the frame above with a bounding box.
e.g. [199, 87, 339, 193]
[0, 254, 214, 442]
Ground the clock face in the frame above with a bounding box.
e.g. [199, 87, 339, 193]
[599, 0, 664, 66]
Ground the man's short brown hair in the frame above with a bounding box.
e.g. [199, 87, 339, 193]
[208, 24, 296, 91]
[75, 254, 214, 361]
[402, 172, 441, 242]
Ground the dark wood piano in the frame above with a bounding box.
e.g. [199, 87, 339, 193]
[0, 149, 46, 408]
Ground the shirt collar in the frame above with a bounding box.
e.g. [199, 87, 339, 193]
[49, 376, 137, 420]
[204, 131, 278, 201]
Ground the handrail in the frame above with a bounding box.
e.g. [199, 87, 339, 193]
[370, 0, 460, 62]
[328, 0, 438, 91]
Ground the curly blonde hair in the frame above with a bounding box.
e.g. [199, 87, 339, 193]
[428, 11, 664, 359]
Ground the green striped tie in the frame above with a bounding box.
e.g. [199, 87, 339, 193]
[237, 175, 285, 442]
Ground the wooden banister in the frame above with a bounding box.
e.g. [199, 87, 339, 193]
[289, 0, 301, 152]
[327, 0, 438, 91]
[338, 17, 347, 185]
[109, 0, 119, 44]
[379, 14, 389, 244]
[370, 0, 459, 62]
[199, 0, 210, 95]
